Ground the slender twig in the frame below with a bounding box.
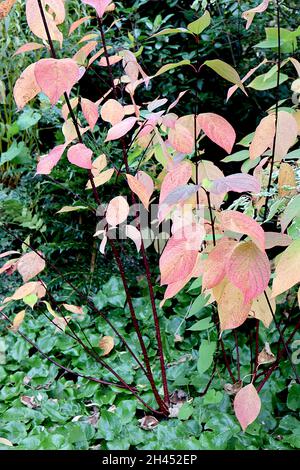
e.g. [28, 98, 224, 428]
[220, 338, 236, 383]
[205, 190, 216, 246]
[263, 0, 281, 221]
[2, 224, 147, 375]
[264, 290, 300, 383]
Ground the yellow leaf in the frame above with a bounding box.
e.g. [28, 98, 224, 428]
[249, 287, 274, 328]
[9, 310, 26, 333]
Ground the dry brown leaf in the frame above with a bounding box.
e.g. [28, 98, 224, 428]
[258, 343, 276, 366]
[99, 335, 114, 355]
[278, 163, 297, 197]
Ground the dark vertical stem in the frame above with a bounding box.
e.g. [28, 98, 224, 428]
[109, 239, 168, 413]
[220, 338, 236, 383]
[97, 16, 118, 100]
[263, 0, 281, 220]
[140, 243, 169, 404]
[205, 190, 216, 246]
[233, 330, 240, 381]
[96, 15, 169, 405]
[253, 319, 260, 380]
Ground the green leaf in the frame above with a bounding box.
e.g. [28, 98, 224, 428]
[188, 277, 202, 291]
[152, 27, 189, 37]
[178, 403, 194, 420]
[197, 340, 216, 374]
[0, 141, 29, 166]
[248, 73, 289, 91]
[287, 384, 300, 411]
[187, 11, 211, 35]
[204, 59, 246, 93]
[188, 317, 213, 331]
[188, 293, 210, 318]
[203, 389, 223, 405]
[154, 60, 191, 77]
[222, 150, 249, 163]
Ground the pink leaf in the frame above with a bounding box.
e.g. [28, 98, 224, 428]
[81, 0, 112, 18]
[106, 196, 129, 227]
[13, 63, 41, 110]
[210, 173, 261, 195]
[17, 251, 46, 282]
[160, 225, 205, 285]
[249, 114, 275, 160]
[126, 171, 154, 210]
[105, 117, 137, 142]
[13, 42, 45, 56]
[197, 113, 236, 153]
[125, 225, 142, 252]
[219, 210, 265, 252]
[159, 162, 192, 205]
[101, 99, 125, 126]
[265, 232, 292, 250]
[36, 144, 66, 175]
[242, 0, 270, 30]
[99, 55, 122, 66]
[225, 241, 270, 304]
[67, 143, 93, 169]
[34, 58, 81, 105]
[168, 122, 194, 154]
[81, 98, 99, 130]
[69, 16, 92, 36]
[26, 0, 65, 47]
[234, 384, 261, 431]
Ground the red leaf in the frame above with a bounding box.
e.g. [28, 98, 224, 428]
[234, 384, 261, 431]
[67, 143, 93, 169]
[197, 113, 236, 153]
[160, 225, 205, 285]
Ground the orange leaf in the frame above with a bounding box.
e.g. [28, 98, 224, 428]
[226, 241, 270, 304]
[213, 278, 251, 331]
